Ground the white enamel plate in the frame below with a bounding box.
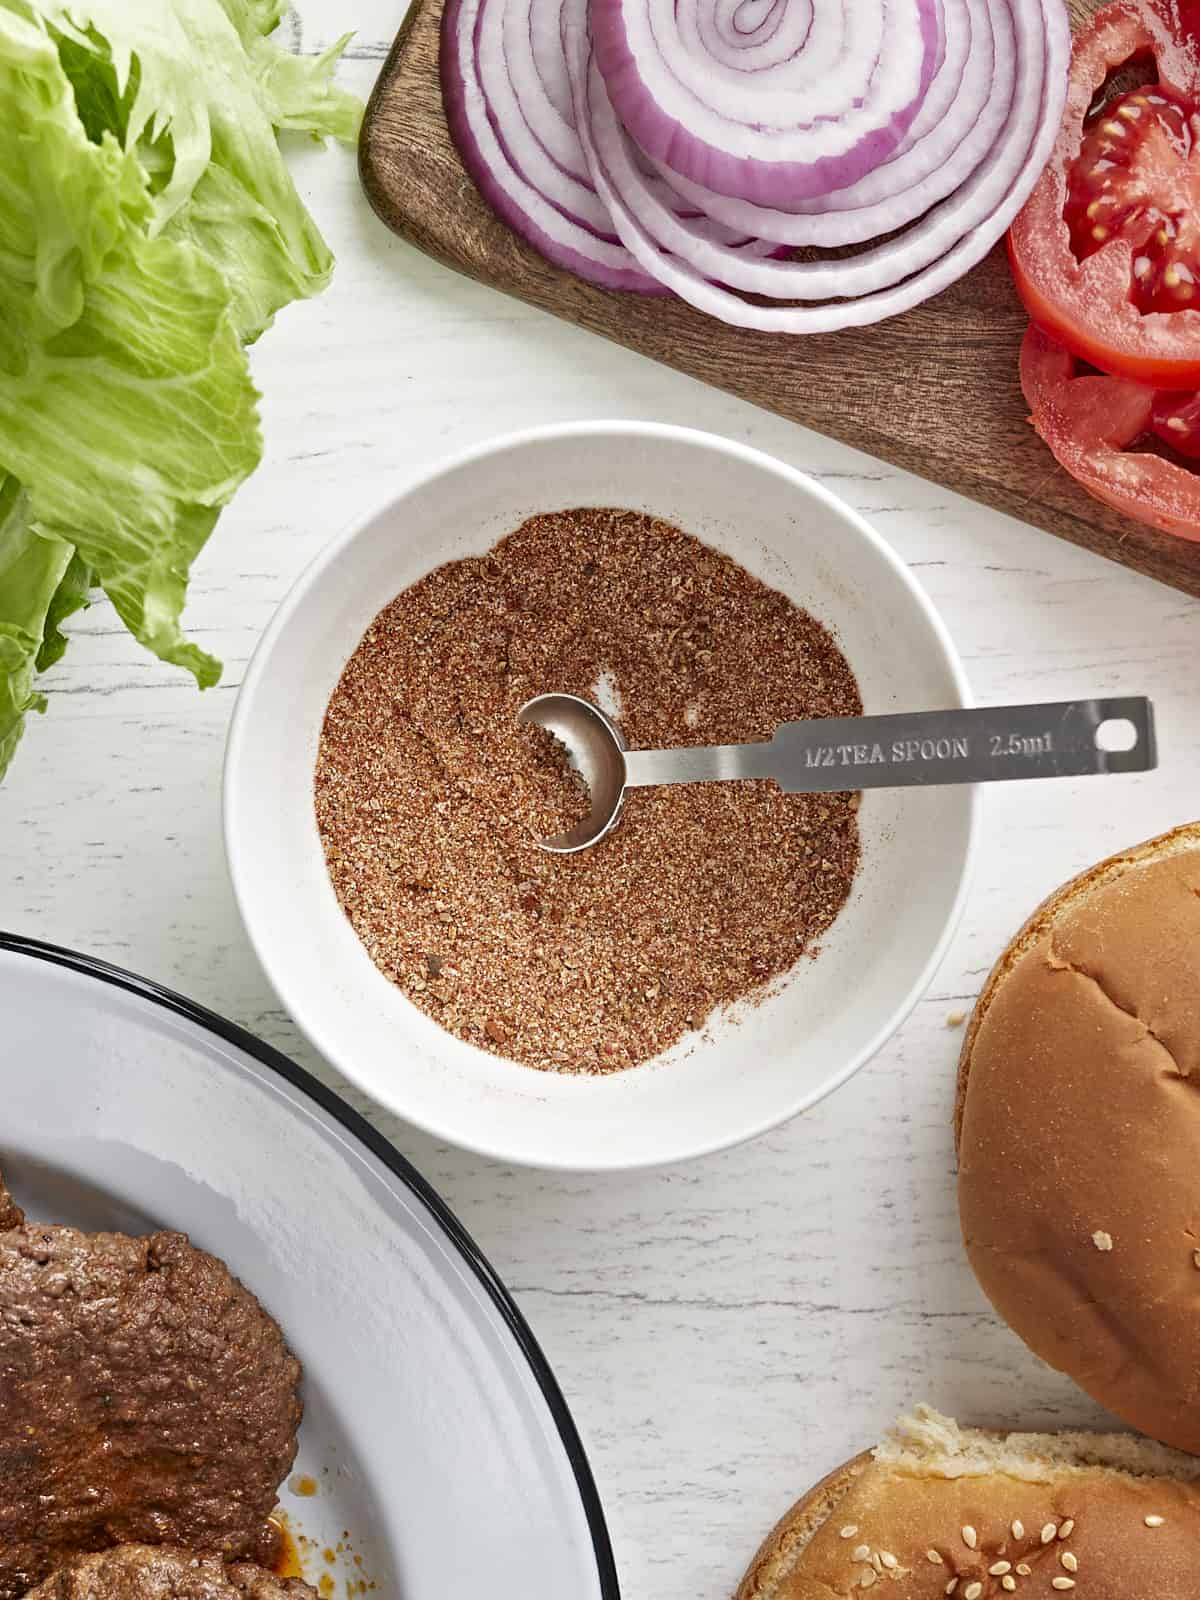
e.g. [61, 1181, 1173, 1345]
[0, 935, 617, 1600]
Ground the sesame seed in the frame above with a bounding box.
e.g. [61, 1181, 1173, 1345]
[852, 1546, 870, 1562]
[990, 1562, 1012, 1575]
[872, 1554, 883, 1573]
[1061, 1552, 1078, 1573]
[962, 1526, 978, 1550]
[1092, 225, 1109, 242]
[1092, 1230, 1113, 1251]
[1042, 1524, 1058, 1544]
[1102, 119, 1125, 135]
[879, 1553, 898, 1570]
[1011, 1520, 1024, 1541]
[964, 1584, 983, 1600]
[1016, 1564, 1032, 1576]
[1193, 1248, 1200, 1269]
[1119, 102, 1142, 118]
[927, 1550, 944, 1565]
[1165, 267, 1182, 287]
[1002, 1579, 1017, 1593]
[1086, 199, 1101, 218]
[1058, 1520, 1074, 1539]
[1145, 1515, 1165, 1528]
[860, 1572, 877, 1590]
[945, 1582, 958, 1597]
[1052, 1580, 1076, 1591]
[840, 1526, 859, 1539]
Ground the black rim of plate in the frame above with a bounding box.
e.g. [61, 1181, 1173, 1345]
[0, 929, 621, 1600]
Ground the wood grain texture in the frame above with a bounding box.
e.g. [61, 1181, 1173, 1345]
[359, 0, 1200, 598]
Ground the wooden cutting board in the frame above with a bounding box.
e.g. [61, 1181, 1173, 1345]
[360, 0, 1200, 597]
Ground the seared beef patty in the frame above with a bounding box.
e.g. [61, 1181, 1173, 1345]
[0, 1181, 21, 1231]
[0, 1173, 302, 1600]
[23, 1546, 317, 1600]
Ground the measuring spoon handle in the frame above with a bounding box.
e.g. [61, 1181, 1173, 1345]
[621, 698, 1156, 793]
[769, 697, 1156, 792]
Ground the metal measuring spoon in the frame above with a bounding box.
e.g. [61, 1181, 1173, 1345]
[516, 693, 1157, 854]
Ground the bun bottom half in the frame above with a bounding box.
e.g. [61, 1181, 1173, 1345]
[736, 1407, 1200, 1600]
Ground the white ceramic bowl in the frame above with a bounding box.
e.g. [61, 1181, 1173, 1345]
[225, 423, 977, 1171]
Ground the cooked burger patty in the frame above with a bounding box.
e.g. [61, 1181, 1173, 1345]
[22, 1546, 317, 1600]
[0, 1173, 302, 1600]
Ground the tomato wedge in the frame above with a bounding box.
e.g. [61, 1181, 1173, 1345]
[1020, 322, 1200, 538]
[1009, 1, 1200, 389]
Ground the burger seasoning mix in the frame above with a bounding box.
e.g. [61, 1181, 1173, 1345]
[314, 508, 862, 1074]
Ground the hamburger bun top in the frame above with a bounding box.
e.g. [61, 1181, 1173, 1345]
[955, 823, 1200, 1453]
[736, 1406, 1200, 1600]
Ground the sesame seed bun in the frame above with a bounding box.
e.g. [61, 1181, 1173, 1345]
[735, 1406, 1200, 1600]
[955, 822, 1200, 1454]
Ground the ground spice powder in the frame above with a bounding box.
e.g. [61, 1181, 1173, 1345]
[314, 508, 861, 1075]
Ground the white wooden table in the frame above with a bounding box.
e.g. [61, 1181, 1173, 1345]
[2, 8, 1197, 1596]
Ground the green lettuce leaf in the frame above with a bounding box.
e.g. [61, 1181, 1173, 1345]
[215, 0, 361, 142]
[0, 477, 76, 772]
[213, 0, 288, 50]
[33, 0, 361, 340]
[247, 31, 361, 144]
[0, 1, 261, 692]
[37, 552, 93, 673]
[0, 0, 360, 781]
[174, 8, 361, 341]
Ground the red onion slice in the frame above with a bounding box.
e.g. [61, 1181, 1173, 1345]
[695, 0, 795, 70]
[656, 0, 1015, 247]
[569, 0, 1069, 328]
[442, 0, 664, 288]
[443, 0, 780, 290]
[579, 21, 1010, 296]
[484, 0, 616, 231]
[506, 0, 593, 185]
[444, 0, 1070, 332]
[530, 0, 576, 123]
[591, 0, 944, 203]
[692, 0, 816, 74]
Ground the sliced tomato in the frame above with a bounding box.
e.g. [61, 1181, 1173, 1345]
[1009, 0, 1200, 389]
[1020, 321, 1200, 539]
[1150, 385, 1200, 453]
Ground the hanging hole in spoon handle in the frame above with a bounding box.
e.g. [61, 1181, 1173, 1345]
[770, 697, 1157, 791]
